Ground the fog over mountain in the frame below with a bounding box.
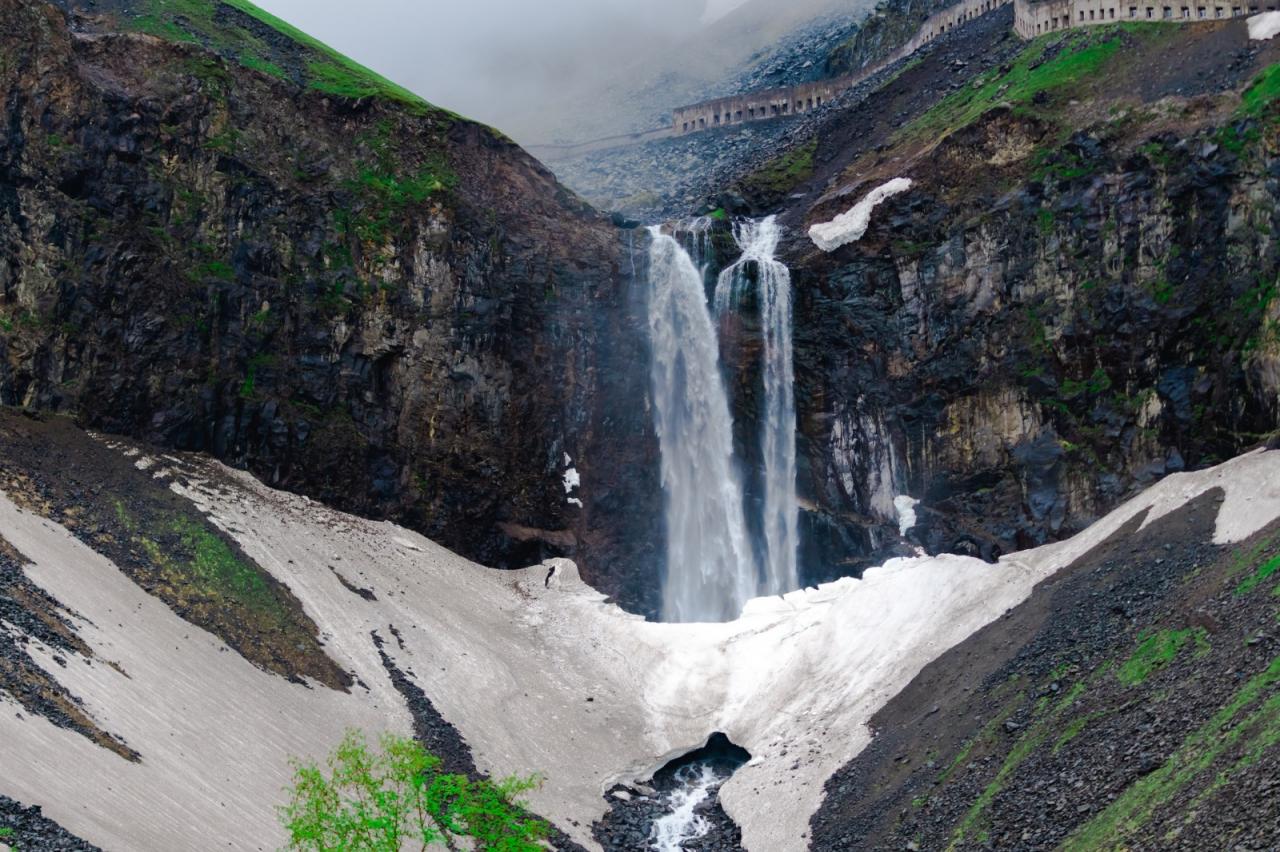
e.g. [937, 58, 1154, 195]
[253, 0, 857, 143]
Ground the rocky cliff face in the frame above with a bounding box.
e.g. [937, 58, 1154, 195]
[0, 0, 661, 610]
[825, 0, 957, 76]
[711, 16, 1280, 585]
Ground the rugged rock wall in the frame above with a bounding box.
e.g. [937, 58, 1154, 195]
[773, 21, 1280, 581]
[0, 0, 662, 610]
[826, 0, 960, 76]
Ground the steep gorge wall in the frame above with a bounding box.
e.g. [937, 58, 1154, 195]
[704, 16, 1280, 585]
[0, 0, 664, 611]
[789, 102, 1280, 579]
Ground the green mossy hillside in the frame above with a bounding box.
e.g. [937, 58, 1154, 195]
[128, 0, 455, 117]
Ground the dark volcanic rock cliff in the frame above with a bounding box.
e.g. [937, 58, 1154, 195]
[711, 17, 1280, 585]
[0, 0, 661, 610]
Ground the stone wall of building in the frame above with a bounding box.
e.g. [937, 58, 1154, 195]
[1014, 0, 1277, 37]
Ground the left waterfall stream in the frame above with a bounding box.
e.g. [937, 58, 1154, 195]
[645, 216, 802, 624]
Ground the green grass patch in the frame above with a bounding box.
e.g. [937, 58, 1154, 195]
[1036, 207, 1055, 234]
[1052, 712, 1101, 754]
[1240, 62, 1280, 117]
[240, 52, 287, 80]
[902, 29, 1124, 141]
[189, 259, 235, 282]
[740, 138, 817, 197]
[239, 353, 274, 399]
[1237, 553, 1280, 596]
[947, 677, 1091, 850]
[115, 500, 282, 618]
[222, 0, 443, 113]
[336, 122, 457, 245]
[1031, 145, 1096, 182]
[129, 0, 451, 117]
[1064, 655, 1280, 851]
[1148, 277, 1175, 306]
[134, 10, 201, 43]
[1117, 628, 1208, 686]
[169, 515, 278, 610]
[1060, 368, 1113, 399]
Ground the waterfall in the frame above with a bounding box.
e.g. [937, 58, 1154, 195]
[716, 217, 800, 599]
[647, 227, 759, 623]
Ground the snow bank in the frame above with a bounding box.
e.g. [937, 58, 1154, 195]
[809, 177, 913, 252]
[894, 495, 920, 536]
[1248, 11, 1280, 39]
[563, 454, 583, 507]
[2, 445, 1279, 851]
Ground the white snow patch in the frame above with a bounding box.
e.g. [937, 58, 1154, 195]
[1, 446, 1279, 852]
[894, 495, 920, 536]
[809, 178, 913, 252]
[1248, 11, 1280, 39]
[563, 453, 582, 504]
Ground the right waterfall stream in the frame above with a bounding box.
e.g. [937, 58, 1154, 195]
[716, 216, 800, 602]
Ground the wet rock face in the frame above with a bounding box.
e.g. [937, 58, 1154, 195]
[0, 1, 662, 612]
[785, 110, 1280, 579]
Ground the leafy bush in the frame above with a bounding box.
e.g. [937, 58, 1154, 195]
[281, 730, 547, 851]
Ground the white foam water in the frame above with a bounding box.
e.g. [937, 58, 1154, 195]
[647, 227, 759, 623]
[716, 216, 800, 599]
[650, 764, 725, 852]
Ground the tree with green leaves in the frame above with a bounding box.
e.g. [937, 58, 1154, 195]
[280, 730, 548, 851]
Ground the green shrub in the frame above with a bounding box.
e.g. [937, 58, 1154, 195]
[281, 730, 547, 851]
[1240, 63, 1280, 117]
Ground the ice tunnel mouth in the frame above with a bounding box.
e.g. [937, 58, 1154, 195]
[595, 733, 751, 851]
[653, 732, 752, 784]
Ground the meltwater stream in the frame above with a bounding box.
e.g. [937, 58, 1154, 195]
[649, 765, 728, 851]
[647, 217, 800, 623]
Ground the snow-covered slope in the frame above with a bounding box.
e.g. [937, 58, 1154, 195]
[2, 442, 1279, 851]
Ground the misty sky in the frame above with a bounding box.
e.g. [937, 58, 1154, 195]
[254, 0, 755, 140]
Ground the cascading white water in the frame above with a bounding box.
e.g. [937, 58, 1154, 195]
[647, 227, 759, 623]
[715, 216, 800, 599]
[682, 215, 713, 271]
[649, 764, 725, 852]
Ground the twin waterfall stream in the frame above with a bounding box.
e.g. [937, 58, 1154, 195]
[647, 216, 800, 623]
[643, 216, 799, 848]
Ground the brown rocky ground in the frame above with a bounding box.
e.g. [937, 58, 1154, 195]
[811, 460, 1280, 850]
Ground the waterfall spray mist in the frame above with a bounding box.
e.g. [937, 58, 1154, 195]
[647, 227, 759, 623]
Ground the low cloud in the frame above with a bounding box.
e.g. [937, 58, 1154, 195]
[255, 0, 709, 139]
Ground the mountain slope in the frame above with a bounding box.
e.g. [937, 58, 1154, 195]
[0, 412, 1277, 851]
[0, 0, 663, 611]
